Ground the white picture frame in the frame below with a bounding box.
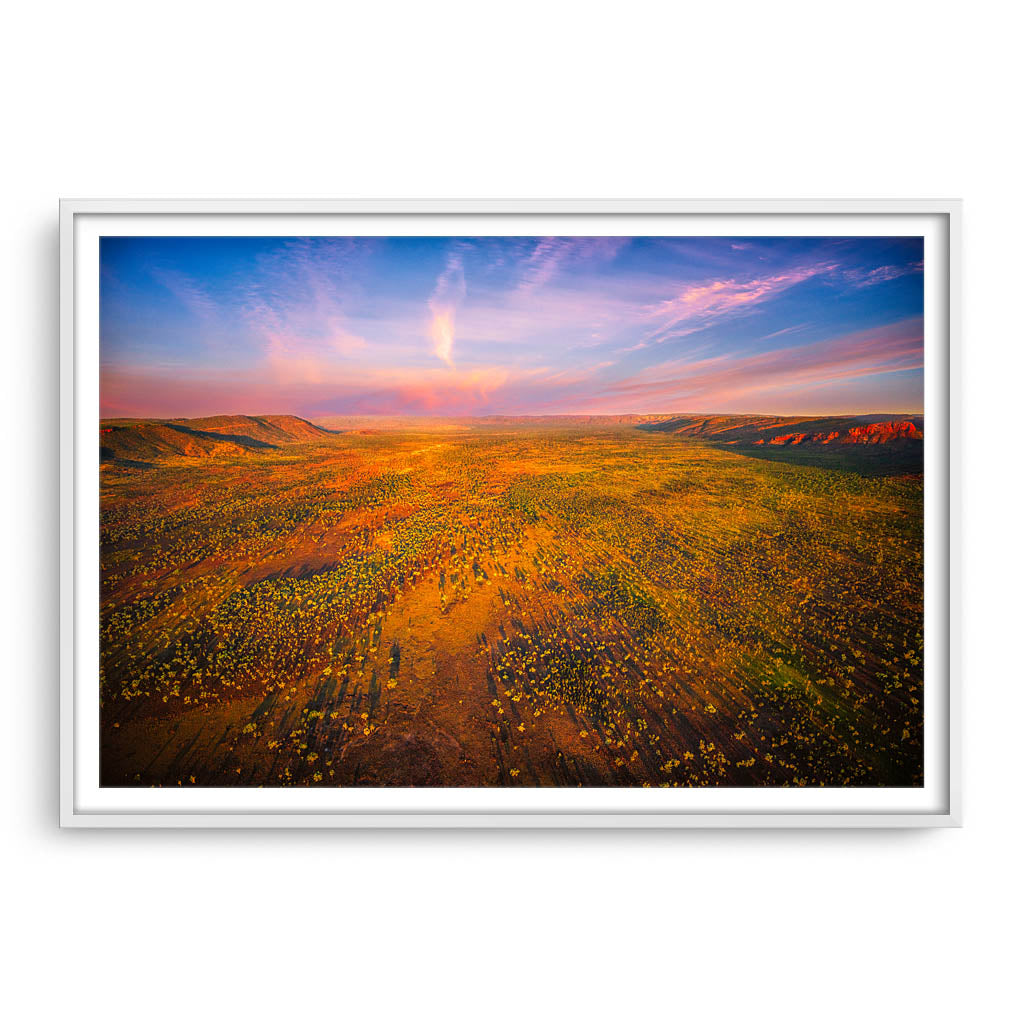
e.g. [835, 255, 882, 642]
[60, 198, 960, 828]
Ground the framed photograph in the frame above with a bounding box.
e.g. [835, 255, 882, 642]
[60, 199, 959, 827]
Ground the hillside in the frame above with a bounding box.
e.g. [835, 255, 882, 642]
[100, 414, 329, 465]
[174, 414, 332, 445]
[636, 413, 923, 475]
[639, 413, 923, 446]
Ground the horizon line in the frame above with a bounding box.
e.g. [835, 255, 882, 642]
[100, 409, 925, 421]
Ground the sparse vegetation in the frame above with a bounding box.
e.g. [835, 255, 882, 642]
[100, 419, 923, 788]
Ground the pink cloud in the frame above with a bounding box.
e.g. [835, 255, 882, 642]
[596, 317, 923, 410]
[642, 263, 837, 345]
[101, 362, 526, 420]
[100, 315, 923, 421]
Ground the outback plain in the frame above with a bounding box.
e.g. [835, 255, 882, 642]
[99, 412, 924, 788]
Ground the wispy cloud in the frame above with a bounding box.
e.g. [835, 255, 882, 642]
[840, 261, 923, 289]
[101, 235, 926, 418]
[151, 268, 220, 322]
[596, 317, 923, 410]
[237, 238, 372, 380]
[759, 322, 813, 341]
[641, 263, 836, 346]
[515, 237, 627, 295]
[428, 250, 466, 368]
[101, 318, 923, 420]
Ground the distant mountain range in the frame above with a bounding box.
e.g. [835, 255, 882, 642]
[100, 412, 923, 466]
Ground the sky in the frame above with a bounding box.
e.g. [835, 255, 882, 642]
[100, 235, 924, 418]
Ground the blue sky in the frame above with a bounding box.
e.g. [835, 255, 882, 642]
[100, 235, 924, 417]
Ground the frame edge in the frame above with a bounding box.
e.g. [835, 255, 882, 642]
[58, 199, 962, 829]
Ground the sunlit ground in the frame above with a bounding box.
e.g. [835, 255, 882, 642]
[100, 425, 923, 788]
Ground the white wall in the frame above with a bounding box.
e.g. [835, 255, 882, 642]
[4, 2, 1019, 1021]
